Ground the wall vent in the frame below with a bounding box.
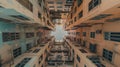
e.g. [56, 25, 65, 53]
[106, 18, 120, 22]
[10, 15, 30, 20]
[90, 14, 112, 20]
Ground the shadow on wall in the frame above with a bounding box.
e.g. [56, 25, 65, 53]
[51, 24, 68, 41]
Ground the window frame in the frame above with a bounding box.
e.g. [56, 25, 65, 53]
[103, 49, 113, 62]
[88, 0, 101, 11]
[77, 0, 83, 7]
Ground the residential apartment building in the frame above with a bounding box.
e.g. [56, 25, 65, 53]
[0, 0, 120, 67]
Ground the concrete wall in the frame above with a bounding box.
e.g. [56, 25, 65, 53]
[68, 22, 120, 67]
[65, 0, 120, 67]
[0, 21, 37, 64]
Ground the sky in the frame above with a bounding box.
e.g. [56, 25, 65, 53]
[51, 24, 68, 42]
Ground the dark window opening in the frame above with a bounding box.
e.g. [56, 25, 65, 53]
[78, 10, 83, 19]
[13, 47, 22, 58]
[103, 49, 113, 62]
[26, 43, 32, 50]
[90, 32, 95, 38]
[2, 32, 20, 42]
[77, 55, 80, 62]
[77, 0, 83, 7]
[83, 32, 86, 36]
[26, 32, 34, 38]
[88, 0, 101, 11]
[89, 43, 97, 53]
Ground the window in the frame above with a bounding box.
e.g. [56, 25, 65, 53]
[57, 6, 62, 8]
[42, 65, 44, 67]
[26, 32, 34, 38]
[82, 41, 86, 47]
[33, 64, 36, 67]
[74, 17, 77, 22]
[78, 10, 83, 19]
[43, 6, 47, 13]
[77, 55, 80, 62]
[88, 0, 101, 11]
[26, 43, 32, 50]
[47, 13, 49, 18]
[43, 17, 45, 22]
[71, 13, 72, 19]
[103, 49, 113, 62]
[83, 32, 86, 36]
[77, 0, 83, 6]
[36, 32, 42, 37]
[104, 32, 120, 42]
[66, 0, 73, 2]
[89, 43, 97, 53]
[110, 32, 120, 42]
[0, 62, 1, 67]
[11, 33, 15, 40]
[2, 32, 20, 42]
[76, 64, 78, 67]
[104, 32, 110, 40]
[78, 39, 81, 44]
[74, 7, 77, 13]
[43, 0, 45, 4]
[38, 12, 41, 18]
[48, 1, 54, 4]
[13, 47, 22, 58]
[66, 0, 73, 1]
[15, 58, 31, 67]
[16, 33, 20, 39]
[49, 6, 54, 8]
[76, 32, 80, 35]
[84, 64, 87, 67]
[38, 0, 42, 6]
[57, 2, 63, 4]
[90, 32, 95, 38]
[2, 32, 11, 42]
[47, 20, 51, 26]
[39, 55, 43, 64]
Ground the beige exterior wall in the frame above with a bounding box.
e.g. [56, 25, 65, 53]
[65, 0, 120, 67]
[0, 0, 54, 29]
[65, 0, 120, 30]
[67, 22, 120, 67]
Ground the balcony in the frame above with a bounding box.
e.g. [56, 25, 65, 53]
[0, 0, 43, 26]
[65, 38, 115, 67]
[46, 41, 73, 67]
[65, 0, 120, 30]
